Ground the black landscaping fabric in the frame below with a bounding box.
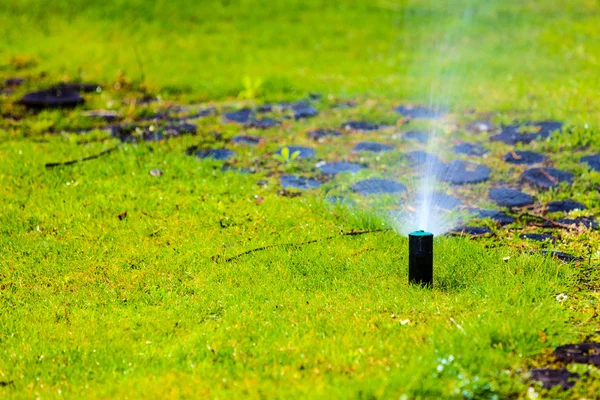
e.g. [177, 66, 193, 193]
[341, 121, 380, 131]
[546, 200, 586, 213]
[489, 188, 534, 208]
[581, 154, 600, 171]
[307, 129, 342, 141]
[521, 167, 573, 189]
[520, 233, 557, 243]
[414, 192, 463, 210]
[223, 108, 254, 123]
[540, 250, 581, 263]
[491, 121, 562, 144]
[530, 368, 579, 390]
[231, 135, 264, 145]
[352, 178, 407, 195]
[317, 161, 363, 175]
[438, 160, 490, 185]
[246, 117, 281, 129]
[18, 87, 84, 109]
[280, 174, 322, 190]
[553, 343, 600, 366]
[449, 226, 493, 236]
[471, 209, 515, 225]
[353, 142, 394, 153]
[407, 151, 443, 168]
[403, 131, 430, 143]
[192, 148, 236, 160]
[394, 104, 445, 118]
[503, 150, 546, 165]
[453, 142, 488, 157]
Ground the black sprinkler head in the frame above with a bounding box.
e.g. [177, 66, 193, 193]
[409, 230, 434, 287]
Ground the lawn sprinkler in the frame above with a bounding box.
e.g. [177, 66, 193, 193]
[408, 230, 433, 287]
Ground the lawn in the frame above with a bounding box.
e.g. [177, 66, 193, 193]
[1, 0, 600, 398]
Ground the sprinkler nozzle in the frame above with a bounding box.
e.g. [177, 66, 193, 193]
[408, 230, 433, 287]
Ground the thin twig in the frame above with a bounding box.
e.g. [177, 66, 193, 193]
[213, 228, 392, 263]
[45, 146, 119, 168]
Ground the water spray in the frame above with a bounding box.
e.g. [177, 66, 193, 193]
[408, 230, 433, 287]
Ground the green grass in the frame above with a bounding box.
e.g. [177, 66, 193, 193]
[1, 0, 600, 398]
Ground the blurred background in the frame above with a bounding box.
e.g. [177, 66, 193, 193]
[1, 0, 599, 115]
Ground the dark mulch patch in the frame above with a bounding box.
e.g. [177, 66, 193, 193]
[82, 110, 120, 122]
[581, 154, 600, 171]
[153, 107, 214, 122]
[503, 150, 546, 165]
[530, 368, 579, 390]
[471, 209, 515, 225]
[520, 233, 557, 243]
[403, 130, 430, 143]
[18, 87, 84, 109]
[448, 226, 493, 236]
[223, 108, 254, 124]
[111, 122, 195, 142]
[407, 151, 444, 168]
[191, 148, 236, 161]
[341, 121, 381, 131]
[546, 200, 586, 213]
[280, 174, 322, 190]
[133, 95, 159, 105]
[4, 77, 24, 87]
[554, 343, 600, 366]
[276, 146, 316, 159]
[256, 104, 273, 113]
[353, 141, 394, 153]
[307, 129, 342, 141]
[317, 161, 363, 175]
[162, 123, 197, 137]
[521, 167, 573, 190]
[438, 160, 490, 185]
[230, 135, 265, 145]
[292, 102, 318, 119]
[453, 142, 488, 157]
[553, 218, 598, 230]
[110, 124, 144, 143]
[352, 178, 407, 195]
[490, 121, 563, 144]
[414, 192, 463, 210]
[394, 104, 445, 118]
[246, 117, 281, 129]
[540, 250, 581, 263]
[186, 108, 216, 120]
[489, 188, 534, 208]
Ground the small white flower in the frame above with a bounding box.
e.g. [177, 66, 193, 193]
[556, 293, 568, 302]
[527, 386, 539, 399]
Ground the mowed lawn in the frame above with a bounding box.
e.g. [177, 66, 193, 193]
[1, 0, 600, 398]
